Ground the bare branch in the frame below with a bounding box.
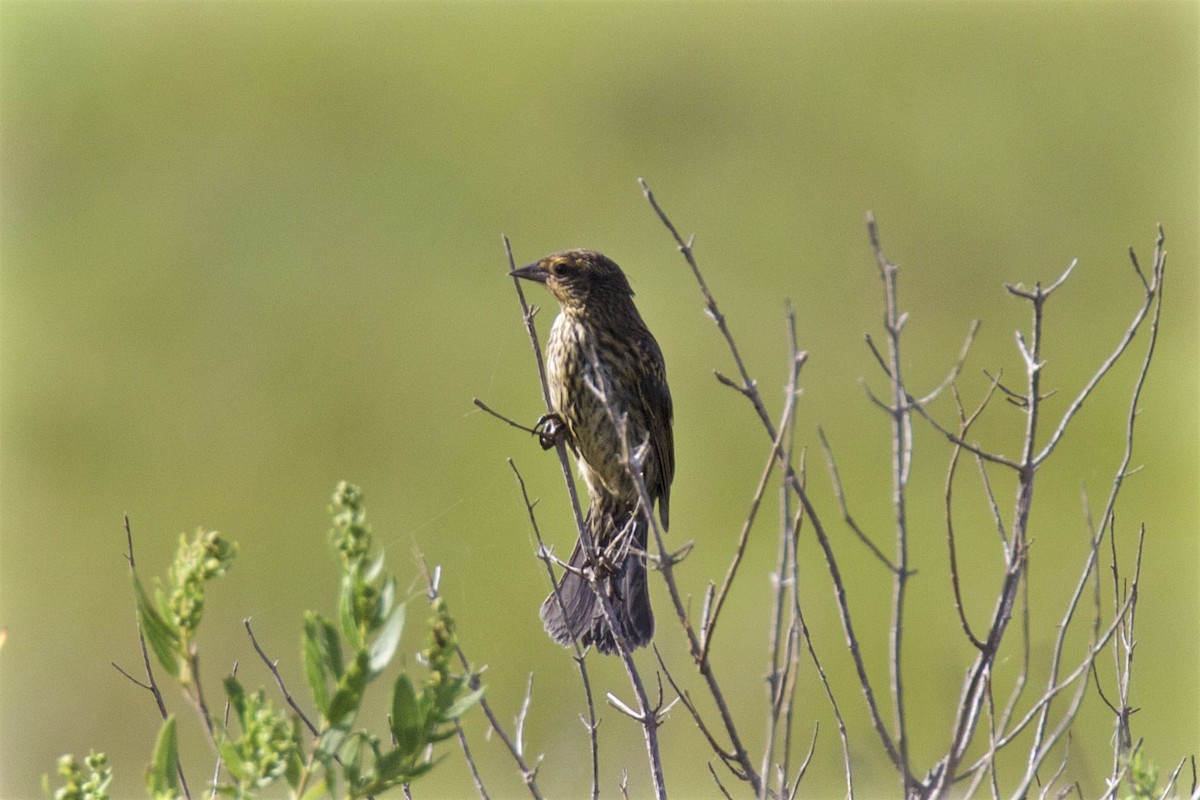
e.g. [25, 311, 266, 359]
[1033, 239, 1164, 466]
[916, 319, 982, 407]
[702, 343, 802, 662]
[473, 397, 543, 438]
[456, 721, 491, 800]
[818, 426, 898, 571]
[643, 179, 904, 779]
[244, 618, 320, 738]
[507, 460, 598, 799]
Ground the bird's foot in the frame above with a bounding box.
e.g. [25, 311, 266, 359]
[533, 412, 567, 450]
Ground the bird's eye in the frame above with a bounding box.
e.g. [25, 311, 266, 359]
[554, 262, 577, 277]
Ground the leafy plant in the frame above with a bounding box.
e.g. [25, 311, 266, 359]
[45, 482, 481, 800]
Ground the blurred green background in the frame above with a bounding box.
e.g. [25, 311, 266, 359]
[2, 2, 1196, 797]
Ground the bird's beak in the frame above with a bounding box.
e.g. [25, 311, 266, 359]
[509, 262, 549, 283]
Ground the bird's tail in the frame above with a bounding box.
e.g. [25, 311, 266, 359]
[540, 507, 653, 655]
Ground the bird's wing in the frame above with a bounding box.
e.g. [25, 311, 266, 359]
[636, 331, 674, 530]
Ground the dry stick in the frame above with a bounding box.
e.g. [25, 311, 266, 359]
[817, 427, 899, 572]
[508, 460, 600, 800]
[708, 764, 736, 800]
[1009, 594, 1139, 799]
[1155, 755, 1190, 800]
[1099, 232, 1167, 777]
[982, 675, 1001, 800]
[702, 376, 799, 665]
[1032, 231, 1164, 468]
[652, 645, 742, 776]
[474, 397, 542, 438]
[760, 313, 804, 800]
[502, 236, 667, 799]
[456, 721, 490, 800]
[1113, 528, 1146, 789]
[787, 490, 857, 800]
[932, 255, 1085, 796]
[1105, 519, 1131, 778]
[776, 619, 803, 793]
[516, 673, 536, 763]
[960, 589, 1137, 778]
[1038, 734, 1074, 800]
[1026, 232, 1164, 771]
[974, 447, 1010, 555]
[866, 212, 916, 796]
[780, 454, 847, 799]
[244, 619, 320, 736]
[640, 177, 906, 780]
[776, 463, 808, 788]
[786, 722, 820, 800]
[944, 382, 1002, 652]
[113, 515, 193, 800]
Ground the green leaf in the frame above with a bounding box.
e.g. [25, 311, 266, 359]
[368, 602, 405, 675]
[145, 716, 180, 797]
[402, 760, 435, 781]
[389, 674, 424, 757]
[326, 652, 368, 728]
[222, 675, 247, 717]
[374, 747, 408, 783]
[132, 573, 180, 676]
[340, 732, 365, 788]
[302, 612, 342, 714]
[284, 737, 304, 792]
[298, 774, 332, 800]
[217, 740, 245, 781]
[378, 574, 396, 617]
[444, 684, 485, 721]
[363, 550, 385, 583]
[338, 574, 362, 650]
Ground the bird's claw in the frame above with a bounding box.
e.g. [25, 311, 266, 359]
[534, 413, 566, 450]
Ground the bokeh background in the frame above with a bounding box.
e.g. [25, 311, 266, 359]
[2, 2, 1196, 798]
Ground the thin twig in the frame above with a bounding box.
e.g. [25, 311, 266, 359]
[473, 397, 543, 438]
[1032, 244, 1160, 466]
[456, 721, 490, 800]
[760, 313, 804, 800]
[244, 618, 320, 737]
[867, 212, 915, 796]
[703, 344, 803, 662]
[507, 459, 599, 800]
[642, 179, 902, 780]
[115, 515, 192, 800]
[817, 426, 898, 571]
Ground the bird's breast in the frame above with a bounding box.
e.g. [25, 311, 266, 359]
[546, 314, 639, 503]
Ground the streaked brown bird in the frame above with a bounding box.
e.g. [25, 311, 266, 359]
[511, 249, 674, 654]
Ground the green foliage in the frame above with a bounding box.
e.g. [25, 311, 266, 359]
[132, 529, 237, 682]
[298, 482, 485, 799]
[216, 680, 298, 798]
[1121, 748, 1160, 800]
[145, 716, 181, 800]
[44, 482, 481, 800]
[43, 752, 111, 800]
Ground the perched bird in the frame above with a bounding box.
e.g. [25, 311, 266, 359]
[511, 249, 674, 654]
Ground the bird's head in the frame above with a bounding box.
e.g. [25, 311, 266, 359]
[510, 249, 634, 313]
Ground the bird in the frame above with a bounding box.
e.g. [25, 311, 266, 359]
[511, 249, 674, 654]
